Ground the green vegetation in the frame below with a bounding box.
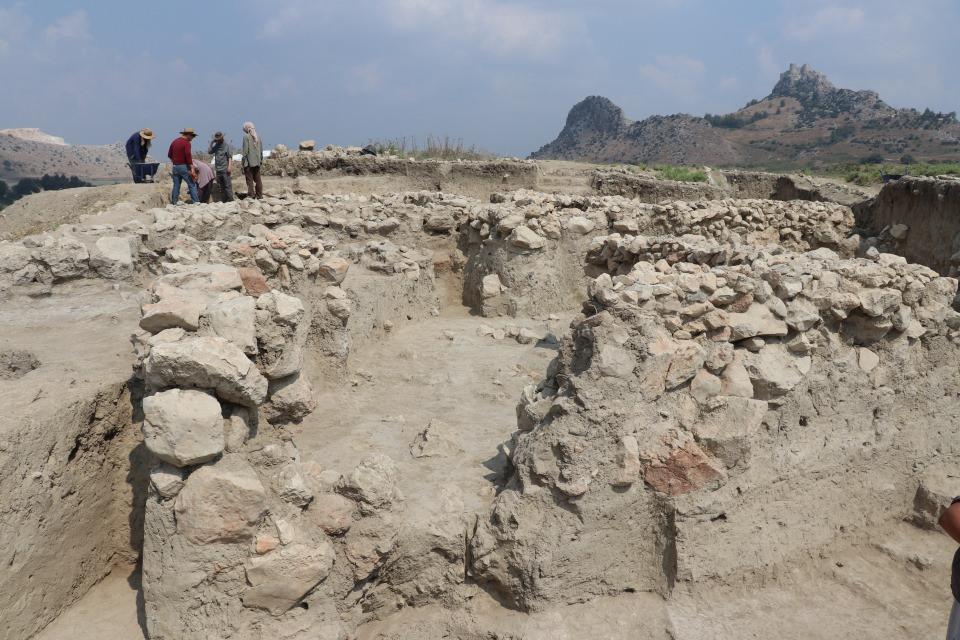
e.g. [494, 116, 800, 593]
[703, 111, 769, 129]
[0, 173, 91, 209]
[654, 165, 708, 183]
[835, 160, 960, 186]
[365, 135, 491, 161]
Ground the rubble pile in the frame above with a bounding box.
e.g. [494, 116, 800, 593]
[469, 233, 960, 609]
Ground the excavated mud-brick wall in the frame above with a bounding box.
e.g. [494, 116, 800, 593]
[854, 176, 960, 276]
[469, 234, 960, 610]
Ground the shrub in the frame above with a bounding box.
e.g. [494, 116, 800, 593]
[655, 165, 708, 183]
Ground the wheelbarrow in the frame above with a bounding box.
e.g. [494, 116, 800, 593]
[132, 162, 160, 183]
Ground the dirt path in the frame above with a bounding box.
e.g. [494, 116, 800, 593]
[295, 309, 565, 524]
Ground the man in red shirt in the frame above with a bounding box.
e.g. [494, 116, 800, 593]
[168, 128, 200, 204]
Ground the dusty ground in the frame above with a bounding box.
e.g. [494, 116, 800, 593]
[0, 182, 165, 240]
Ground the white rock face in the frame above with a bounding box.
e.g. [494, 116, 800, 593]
[140, 290, 208, 333]
[174, 455, 267, 544]
[142, 389, 225, 467]
[38, 236, 88, 280]
[144, 336, 268, 406]
[481, 273, 504, 299]
[255, 291, 308, 380]
[567, 216, 596, 234]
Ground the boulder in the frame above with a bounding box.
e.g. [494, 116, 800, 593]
[150, 464, 186, 499]
[205, 295, 258, 355]
[0, 243, 31, 273]
[89, 236, 135, 279]
[307, 493, 355, 535]
[727, 304, 789, 341]
[255, 291, 308, 380]
[265, 373, 316, 424]
[690, 396, 768, 468]
[336, 454, 401, 511]
[742, 345, 809, 400]
[242, 541, 335, 615]
[154, 264, 242, 293]
[144, 336, 269, 406]
[140, 290, 207, 333]
[567, 216, 596, 235]
[174, 455, 267, 544]
[858, 288, 902, 318]
[317, 257, 349, 284]
[237, 266, 270, 297]
[38, 236, 88, 280]
[142, 389, 225, 467]
[481, 273, 504, 299]
[298, 139, 316, 151]
[509, 226, 546, 250]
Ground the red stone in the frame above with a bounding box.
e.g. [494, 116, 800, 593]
[237, 266, 270, 297]
[643, 442, 724, 496]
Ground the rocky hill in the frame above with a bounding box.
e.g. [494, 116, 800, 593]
[0, 129, 130, 182]
[532, 64, 960, 168]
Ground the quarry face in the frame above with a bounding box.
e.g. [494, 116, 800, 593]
[3, 150, 960, 640]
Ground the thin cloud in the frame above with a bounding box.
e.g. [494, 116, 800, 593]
[638, 55, 707, 100]
[783, 5, 866, 40]
[44, 10, 91, 43]
[382, 0, 581, 57]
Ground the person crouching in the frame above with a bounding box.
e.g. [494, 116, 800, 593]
[193, 158, 215, 203]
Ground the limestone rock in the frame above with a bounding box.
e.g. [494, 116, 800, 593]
[150, 464, 186, 499]
[255, 291, 308, 380]
[204, 295, 258, 355]
[242, 541, 335, 615]
[265, 373, 316, 424]
[89, 236, 135, 279]
[337, 454, 401, 511]
[142, 389, 225, 467]
[174, 455, 267, 544]
[727, 304, 788, 341]
[317, 257, 349, 284]
[611, 435, 641, 486]
[154, 264, 242, 293]
[481, 273, 504, 299]
[144, 336, 269, 406]
[509, 226, 546, 250]
[140, 292, 207, 333]
[690, 396, 768, 468]
[38, 236, 89, 280]
[742, 346, 809, 400]
[307, 493, 355, 535]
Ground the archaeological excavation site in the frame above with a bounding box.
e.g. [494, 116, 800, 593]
[3, 149, 960, 640]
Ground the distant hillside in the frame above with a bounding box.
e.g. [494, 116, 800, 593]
[532, 64, 960, 168]
[0, 129, 130, 182]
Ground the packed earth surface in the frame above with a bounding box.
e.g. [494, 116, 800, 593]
[2, 148, 960, 639]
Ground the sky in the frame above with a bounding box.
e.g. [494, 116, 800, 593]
[0, 0, 957, 156]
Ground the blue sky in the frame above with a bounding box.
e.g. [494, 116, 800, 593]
[0, 0, 957, 155]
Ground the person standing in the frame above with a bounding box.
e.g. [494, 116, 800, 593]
[941, 500, 960, 639]
[241, 121, 263, 199]
[208, 131, 234, 202]
[125, 128, 154, 183]
[193, 159, 215, 203]
[167, 128, 199, 204]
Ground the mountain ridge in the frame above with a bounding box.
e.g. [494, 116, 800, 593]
[532, 64, 960, 168]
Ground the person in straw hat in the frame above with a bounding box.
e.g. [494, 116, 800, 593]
[124, 128, 154, 183]
[167, 127, 200, 204]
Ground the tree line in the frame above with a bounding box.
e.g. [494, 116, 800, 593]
[0, 174, 90, 208]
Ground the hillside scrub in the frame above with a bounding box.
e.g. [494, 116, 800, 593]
[654, 165, 708, 182]
[839, 161, 960, 186]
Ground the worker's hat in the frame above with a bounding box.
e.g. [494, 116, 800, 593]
[180, 127, 197, 137]
[140, 128, 154, 140]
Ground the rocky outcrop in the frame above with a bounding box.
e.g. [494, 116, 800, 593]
[532, 65, 960, 168]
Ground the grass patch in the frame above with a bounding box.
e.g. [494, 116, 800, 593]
[836, 161, 960, 186]
[654, 165, 708, 183]
[365, 136, 491, 161]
